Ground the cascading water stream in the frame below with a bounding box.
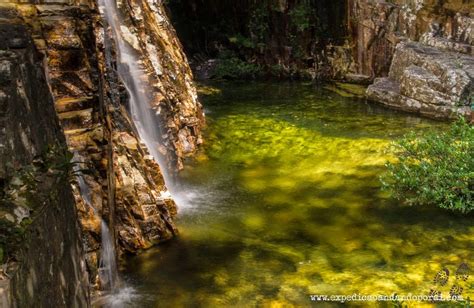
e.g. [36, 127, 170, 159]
[73, 154, 118, 290]
[73, 154, 134, 306]
[100, 0, 205, 214]
[99, 0, 173, 186]
[99, 221, 119, 291]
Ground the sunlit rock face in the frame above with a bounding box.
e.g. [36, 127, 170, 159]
[0, 7, 89, 306]
[0, 0, 203, 295]
[349, 0, 473, 78]
[349, 0, 473, 118]
[112, 0, 205, 170]
[367, 41, 473, 119]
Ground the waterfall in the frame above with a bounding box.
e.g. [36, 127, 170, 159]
[73, 154, 135, 306]
[73, 154, 119, 289]
[99, 0, 172, 185]
[99, 220, 118, 291]
[99, 0, 203, 214]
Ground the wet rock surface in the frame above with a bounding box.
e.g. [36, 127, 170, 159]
[18, 0, 202, 287]
[114, 0, 205, 170]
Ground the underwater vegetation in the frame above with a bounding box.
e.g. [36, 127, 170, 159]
[125, 82, 473, 307]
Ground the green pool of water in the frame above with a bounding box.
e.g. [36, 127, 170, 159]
[124, 82, 474, 307]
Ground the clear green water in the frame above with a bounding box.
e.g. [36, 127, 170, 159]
[124, 82, 474, 307]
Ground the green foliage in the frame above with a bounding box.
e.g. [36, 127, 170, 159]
[0, 217, 29, 262]
[228, 34, 255, 49]
[269, 64, 287, 77]
[381, 118, 474, 213]
[249, 5, 270, 43]
[289, 2, 313, 32]
[214, 51, 262, 80]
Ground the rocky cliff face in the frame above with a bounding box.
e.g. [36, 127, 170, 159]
[348, 0, 472, 78]
[0, 0, 204, 305]
[0, 8, 89, 306]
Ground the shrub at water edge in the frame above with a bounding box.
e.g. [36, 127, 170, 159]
[381, 118, 473, 213]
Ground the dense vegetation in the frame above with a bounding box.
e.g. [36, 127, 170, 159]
[165, 0, 347, 79]
[381, 118, 473, 213]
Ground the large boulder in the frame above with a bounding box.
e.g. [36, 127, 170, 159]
[367, 41, 473, 119]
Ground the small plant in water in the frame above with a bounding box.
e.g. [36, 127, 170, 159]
[381, 118, 473, 213]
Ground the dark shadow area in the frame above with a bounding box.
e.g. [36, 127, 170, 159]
[165, 0, 348, 79]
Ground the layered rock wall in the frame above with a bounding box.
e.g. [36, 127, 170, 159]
[17, 0, 203, 287]
[0, 7, 89, 306]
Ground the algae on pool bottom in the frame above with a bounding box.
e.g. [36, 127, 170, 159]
[124, 82, 473, 307]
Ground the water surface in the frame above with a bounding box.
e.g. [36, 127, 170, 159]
[125, 82, 473, 306]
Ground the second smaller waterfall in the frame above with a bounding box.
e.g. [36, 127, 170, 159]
[73, 154, 118, 289]
[73, 154, 136, 306]
[99, 220, 118, 290]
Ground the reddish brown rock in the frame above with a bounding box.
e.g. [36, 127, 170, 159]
[1, 0, 204, 292]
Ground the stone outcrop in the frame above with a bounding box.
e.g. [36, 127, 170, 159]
[348, 0, 473, 119]
[367, 41, 473, 118]
[0, 9, 89, 306]
[0, 0, 204, 304]
[348, 0, 473, 79]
